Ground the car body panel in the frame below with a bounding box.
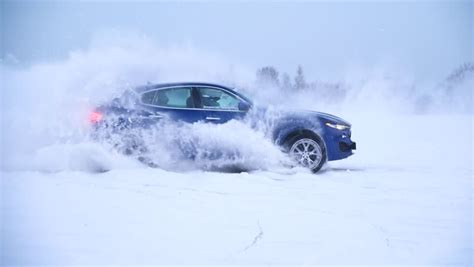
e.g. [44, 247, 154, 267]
[94, 82, 356, 163]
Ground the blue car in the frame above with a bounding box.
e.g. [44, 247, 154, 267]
[90, 82, 356, 172]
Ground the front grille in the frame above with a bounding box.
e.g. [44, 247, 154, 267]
[339, 142, 356, 152]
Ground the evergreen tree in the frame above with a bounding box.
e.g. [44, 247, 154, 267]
[256, 66, 280, 86]
[280, 72, 292, 91]
[294, 65, 306, 90]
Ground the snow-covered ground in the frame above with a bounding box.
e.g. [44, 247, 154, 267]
[1, 36, 472, 265]
[2, 114, 472, 265]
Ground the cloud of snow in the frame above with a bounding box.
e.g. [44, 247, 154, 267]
[1, 33, 472, 172]
[0, 33, 276, 172]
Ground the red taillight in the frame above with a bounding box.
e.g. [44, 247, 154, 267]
[89, 111, 103, 124]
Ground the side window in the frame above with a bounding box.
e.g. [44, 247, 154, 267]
[198, 87, 240, 110]
[141, 90, 156, 105]
[141, 87, 194, 108]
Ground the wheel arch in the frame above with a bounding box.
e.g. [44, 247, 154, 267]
[279, 128, 327, 152]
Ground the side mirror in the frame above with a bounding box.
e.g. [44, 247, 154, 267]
[238, 101, 251, 111]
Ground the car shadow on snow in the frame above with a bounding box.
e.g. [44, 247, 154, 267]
[324, 167, 367, 173]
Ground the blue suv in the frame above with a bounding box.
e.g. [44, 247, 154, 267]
[91, 82, 356, 172]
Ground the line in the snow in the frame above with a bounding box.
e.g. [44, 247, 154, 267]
[242, 221, 264, 252]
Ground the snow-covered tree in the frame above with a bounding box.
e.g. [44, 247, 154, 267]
[294, 65, 306, 90]
[280, 72, 292, 91]
[256, 66, 280, 87]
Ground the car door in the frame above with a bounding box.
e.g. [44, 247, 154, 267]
[195, 86, 248, 123]
[138, 86, 202, 123]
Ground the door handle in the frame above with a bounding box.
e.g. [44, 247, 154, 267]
[149, 113, 163, 119]
[205, 116, 221, 121]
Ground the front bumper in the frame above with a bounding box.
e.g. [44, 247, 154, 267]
[339, 141, 356, 152]
[324, 128, 356, 161]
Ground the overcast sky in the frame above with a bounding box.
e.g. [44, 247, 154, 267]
[1, 1, 472, 82]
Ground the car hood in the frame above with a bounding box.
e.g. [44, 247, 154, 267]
[298, 110, 351, 126]
[253, 107, 351, 127]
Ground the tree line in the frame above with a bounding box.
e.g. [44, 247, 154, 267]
[255, 65, 346, 101]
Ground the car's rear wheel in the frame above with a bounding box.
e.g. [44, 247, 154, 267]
[287, 135, 326, 173]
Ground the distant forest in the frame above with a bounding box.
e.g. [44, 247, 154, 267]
[253, 62, 473, 113]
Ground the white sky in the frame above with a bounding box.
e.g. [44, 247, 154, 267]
[1, 1, 472, 82]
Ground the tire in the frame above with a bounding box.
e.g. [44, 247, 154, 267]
[286, 134, 327, 173]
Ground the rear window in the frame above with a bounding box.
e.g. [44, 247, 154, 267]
[141, 87, 194, 108]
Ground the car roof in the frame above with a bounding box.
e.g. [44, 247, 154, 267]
[133, 82, 233, 93]
[133, 82, 253, 105]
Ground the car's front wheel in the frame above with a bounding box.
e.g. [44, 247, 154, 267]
[287, 135, 326, 173]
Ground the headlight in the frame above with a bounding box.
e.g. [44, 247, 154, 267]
[325, 122, 350, 131]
